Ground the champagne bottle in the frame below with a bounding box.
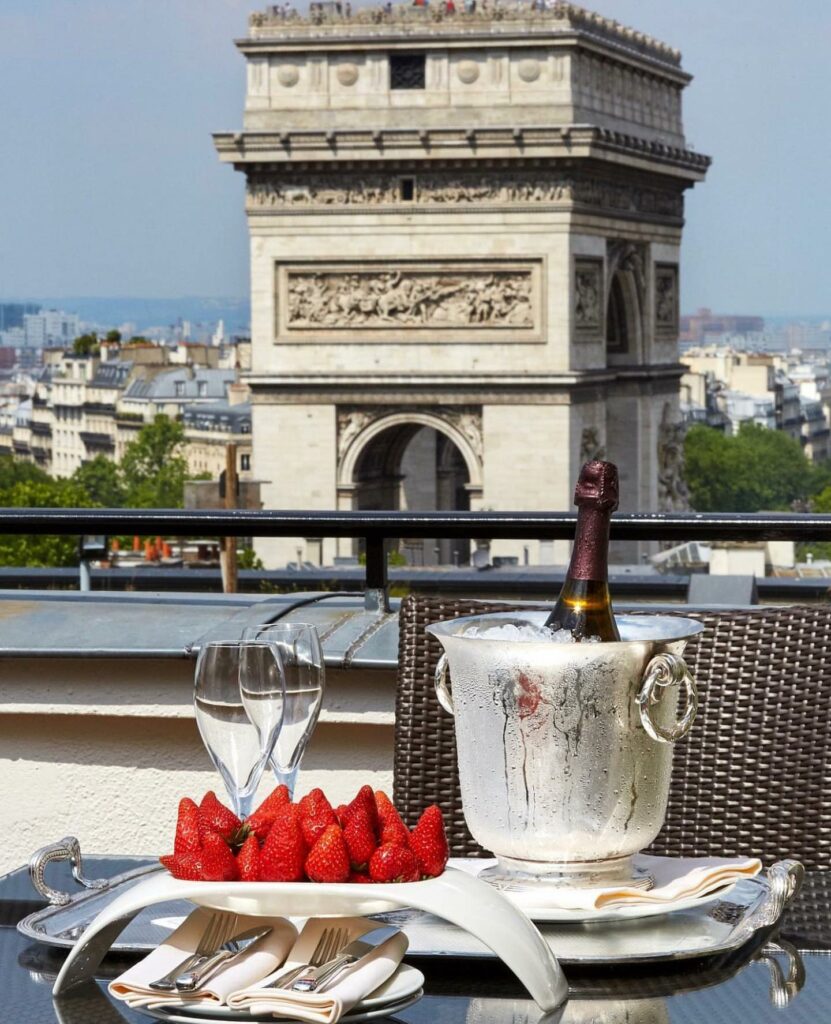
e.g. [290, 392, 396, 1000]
[544, 460, 620, 641]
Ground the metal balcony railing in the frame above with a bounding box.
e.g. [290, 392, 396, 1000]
[1, 507, 830, 606]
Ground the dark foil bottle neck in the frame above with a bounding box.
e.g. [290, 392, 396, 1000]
[566, 505, 611, 582]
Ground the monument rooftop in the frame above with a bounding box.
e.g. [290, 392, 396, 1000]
[245, 1, 682, 70]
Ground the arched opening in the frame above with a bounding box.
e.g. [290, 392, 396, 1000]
[605, 272, 629, 354]
[352, 424, 471, 566]
[605, 253, 645, 368]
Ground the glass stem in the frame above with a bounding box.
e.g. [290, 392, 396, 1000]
[271, 760, 300, 801]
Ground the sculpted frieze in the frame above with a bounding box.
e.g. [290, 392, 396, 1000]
[574, 259, 603, 336]
[654, 263, 679, 337]
[285, 267, 534, 330]
[246, 171, 683, 218]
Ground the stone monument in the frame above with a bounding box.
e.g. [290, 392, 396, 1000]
[215, 1, 710, 567]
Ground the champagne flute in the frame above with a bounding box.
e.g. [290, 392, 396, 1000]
[194, 640, 285, 819]
[241, 623, 325, 799]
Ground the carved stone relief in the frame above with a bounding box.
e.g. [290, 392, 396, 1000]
[580, 426, 606, 464]
[657, 402, 689, 513]
[574, 258, 603, 338]
[246, 170, 683, 219]
[284, 265, 534, 330]
[654, 263, 679, 338]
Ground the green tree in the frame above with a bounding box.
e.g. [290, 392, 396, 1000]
[72, 332, 100, 357]
[104, 329, 121, 344]
[120, 415, 187, 508]
[0, 478, 94, 567]
[73, 455, 125, 507]
[685, 422, 825, 512]
[0, 456, 50, 490]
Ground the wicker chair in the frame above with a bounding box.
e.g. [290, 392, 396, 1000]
[394, 595, 831, 870]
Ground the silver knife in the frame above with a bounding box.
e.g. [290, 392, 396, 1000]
[291, 925, 401, 993]
[174, 925, 273, 991]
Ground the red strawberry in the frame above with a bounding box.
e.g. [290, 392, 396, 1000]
[298, 788, 338, 847]
[260, 805, 307, 882]
[160, 852, 202, 881]
[348, 870, 373, 884]
[174, 797, 201, 856]
[199, 832, 240, 882]
[369, 843, 420, 883]
[343, 805, 377, 871]
[236, 833, 262, 882]
[199, 791, 242, 843]
[374, 790, 397, 825]
[305, 824, 351, 883]
[409, 805, 449, 878]
[343, 785, 379, 837]
[380, 805, 410, 848]
[246, 784, 291, 842]
[335, 804, 349, 828]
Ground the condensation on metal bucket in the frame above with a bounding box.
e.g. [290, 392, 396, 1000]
[427, 612, 704, 891]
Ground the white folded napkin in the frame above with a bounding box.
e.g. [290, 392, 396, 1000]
[227, 915, 409, 1024]
[108, 907, 297, 1009]
[451, 855, 762, 912]
[594, 855, 762, 909]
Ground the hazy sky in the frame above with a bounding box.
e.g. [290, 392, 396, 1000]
[0, 0, 829, 315]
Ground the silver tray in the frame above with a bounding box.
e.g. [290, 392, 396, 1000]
[18, 839, 803, 966]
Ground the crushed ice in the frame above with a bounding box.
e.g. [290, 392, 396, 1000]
[461, 622, 595, 643]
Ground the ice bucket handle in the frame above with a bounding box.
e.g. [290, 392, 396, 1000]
[435, 653, 454, 714]
[636, 652, 698, 743]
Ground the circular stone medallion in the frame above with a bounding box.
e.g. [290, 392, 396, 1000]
[457, 60, 480, 85]
[337, 63, 360, 87]
[277, 65, 299, 88]
[518, 58, 541, 83]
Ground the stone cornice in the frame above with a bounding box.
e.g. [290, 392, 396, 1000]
[245, 363, 686, 400]
[214, 124, 710, 181]
[243, 2, 684, 74]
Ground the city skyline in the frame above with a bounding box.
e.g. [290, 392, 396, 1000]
[0, 0, 829, 315]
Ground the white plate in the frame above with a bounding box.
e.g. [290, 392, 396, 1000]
[447, 858, 738, 923]
[140, 986, 424, 1024]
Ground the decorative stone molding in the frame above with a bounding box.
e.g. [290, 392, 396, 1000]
[278, 261, 538, 337]
[607, 239, 647, 290]
[456, 60, 481, 84]
[247, 2, 683, 66]
[276, 64, 299, 87]
[336, 405, 484, 488]
[654, 263, 679, 339]
[517, 58, 541, 83]
[574, 258, 604, 339]
[657, 402, 689, 513]
[336, 62, 360, 86]
[580, 426, 606, 464]
[246, 170, 684, 219]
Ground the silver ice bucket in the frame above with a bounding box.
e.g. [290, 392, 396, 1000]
[427, 612, 704, 890]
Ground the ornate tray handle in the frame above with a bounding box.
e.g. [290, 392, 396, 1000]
[29, 836, 109, 906]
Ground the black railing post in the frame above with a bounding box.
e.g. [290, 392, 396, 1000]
[364, 534, 389, 613]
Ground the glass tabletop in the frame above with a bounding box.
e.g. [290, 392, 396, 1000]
[3, 857, 831, 1024]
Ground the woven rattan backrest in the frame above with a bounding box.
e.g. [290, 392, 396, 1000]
[394, 595, 831, 868]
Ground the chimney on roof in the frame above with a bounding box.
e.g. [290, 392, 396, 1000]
[227, 382, 249, 406]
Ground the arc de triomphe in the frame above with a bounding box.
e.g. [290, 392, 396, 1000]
[215, 2, 709, 567]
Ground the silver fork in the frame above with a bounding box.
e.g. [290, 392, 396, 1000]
[270, 927, 349, 990]
[148, 912, 239, 992]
